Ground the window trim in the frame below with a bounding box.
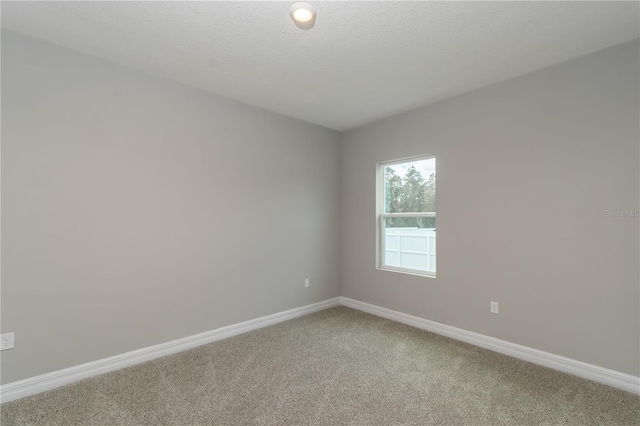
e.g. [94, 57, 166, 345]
[376, 155, 436, 278]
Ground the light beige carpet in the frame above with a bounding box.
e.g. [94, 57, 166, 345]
[1, 306, 639, 425]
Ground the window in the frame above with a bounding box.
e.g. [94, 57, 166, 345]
[378, 155, 436, 277]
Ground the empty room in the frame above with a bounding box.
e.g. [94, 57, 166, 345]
[1, 1, 639, 425]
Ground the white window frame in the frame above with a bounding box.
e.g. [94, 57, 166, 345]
[376, 155, 436, 278]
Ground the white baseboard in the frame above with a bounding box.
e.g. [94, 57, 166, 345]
[340, 296, 640, 395]
[3, 295, 638, 403]
[0, 297, 341, 404]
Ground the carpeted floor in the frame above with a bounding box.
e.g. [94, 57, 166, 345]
[1, 306, 639, 425]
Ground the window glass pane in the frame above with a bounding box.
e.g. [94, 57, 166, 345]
[384, 157, 435, 213]
[383, 217, 436, 273]
[400, 253, 429, 271]
[400, 234, 428, 252]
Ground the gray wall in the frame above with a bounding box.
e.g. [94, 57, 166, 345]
[341, 40, 640, 376]
[1, 31, 341, 384]
[2, 30, 638, 386]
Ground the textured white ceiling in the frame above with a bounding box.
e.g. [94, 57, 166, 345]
[1, 1, 639, 131]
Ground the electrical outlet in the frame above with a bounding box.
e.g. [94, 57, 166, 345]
[305, 278, 310, 288]
[1, 332, 15, 351]
[490, 301, 499, 314]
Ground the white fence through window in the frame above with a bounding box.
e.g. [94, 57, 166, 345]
[384, 228, 436, 273]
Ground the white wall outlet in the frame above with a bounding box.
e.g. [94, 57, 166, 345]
[1, 332, 15, 350]
[490, 301, 499, 314]
[305, 278, 310, 288]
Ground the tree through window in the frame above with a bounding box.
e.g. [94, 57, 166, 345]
[379, 156, 436, 276]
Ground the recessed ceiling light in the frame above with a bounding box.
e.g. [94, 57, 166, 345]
[290, 2, 316, 30]
[293, 7, 313, 23]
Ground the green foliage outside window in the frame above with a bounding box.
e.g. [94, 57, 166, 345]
[385, 165, 435, 228]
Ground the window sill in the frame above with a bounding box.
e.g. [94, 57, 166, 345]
[377, 266, 436, 279]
